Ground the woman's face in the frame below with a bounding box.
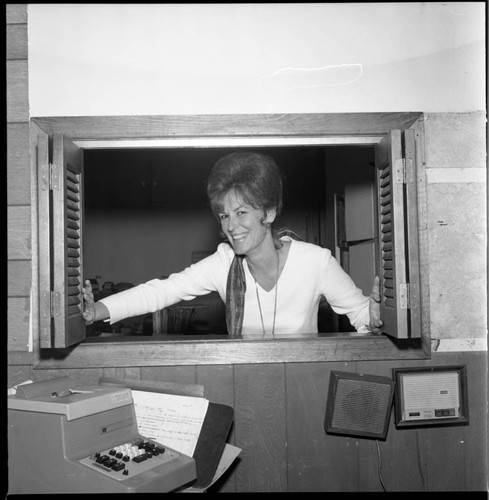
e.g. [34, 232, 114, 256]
[218, 190, 275, 257]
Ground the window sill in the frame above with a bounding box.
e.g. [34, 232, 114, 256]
[35, 333, 429, 369]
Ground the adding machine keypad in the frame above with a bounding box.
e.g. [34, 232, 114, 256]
[79, 438, 181, 481]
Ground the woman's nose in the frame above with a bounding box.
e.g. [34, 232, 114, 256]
[226, 216, 237, 232]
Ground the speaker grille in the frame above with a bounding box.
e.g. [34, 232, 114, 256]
[325, 371, 395, 439]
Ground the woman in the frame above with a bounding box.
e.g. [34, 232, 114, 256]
[83, 152, 383, 336]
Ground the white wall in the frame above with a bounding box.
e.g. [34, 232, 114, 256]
[28, 3, 485, 116]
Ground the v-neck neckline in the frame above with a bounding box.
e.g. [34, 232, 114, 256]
[244, 238, 293, 293]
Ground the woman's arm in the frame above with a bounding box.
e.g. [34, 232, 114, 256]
[84, 245, 232, 325]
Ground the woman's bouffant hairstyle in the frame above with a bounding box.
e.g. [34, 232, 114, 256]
[206, 152, 284, 223]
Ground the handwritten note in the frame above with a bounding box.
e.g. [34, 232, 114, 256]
[132, 390, 209, 457]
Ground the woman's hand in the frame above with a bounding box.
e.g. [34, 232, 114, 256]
[369, 275, 383, 334]
[82, 279, 96, 324]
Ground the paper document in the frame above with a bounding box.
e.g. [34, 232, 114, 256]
[132, 390, 209, 457]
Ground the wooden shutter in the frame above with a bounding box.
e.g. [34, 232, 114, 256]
[375, 130, 409, 339]
[38, 134, 86, 348]
[52, 134, 85, 347]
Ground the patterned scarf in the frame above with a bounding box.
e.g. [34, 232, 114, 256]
[225, 255, 246, 336]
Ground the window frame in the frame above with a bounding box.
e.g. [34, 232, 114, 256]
[31, 113, 430, 369]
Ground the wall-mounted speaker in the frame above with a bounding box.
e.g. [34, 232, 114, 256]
[324, 370, 396, 440]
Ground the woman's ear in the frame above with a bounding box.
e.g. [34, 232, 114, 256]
[264, 208, 277, 225]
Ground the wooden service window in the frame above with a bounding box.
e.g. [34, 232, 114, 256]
[33, 113, 429, 367]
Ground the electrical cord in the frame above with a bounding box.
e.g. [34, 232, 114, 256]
[415, 429, 426, 490]
[376, 432, 427, 492]
[376, 439, 388, 492]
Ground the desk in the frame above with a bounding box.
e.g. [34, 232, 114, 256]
[153, 304, 208, 335]
[91, 291, 225, 336]
[153, 292, 226, 335]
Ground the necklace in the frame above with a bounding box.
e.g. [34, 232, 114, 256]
[254, 254, 279, 336]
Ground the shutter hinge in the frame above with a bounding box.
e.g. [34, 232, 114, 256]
[41, 290, 60, 318]
[399, 283, 410, 309]
[40, 163, 51, 191]
[394, 158, 415, 184]
[50, 163, 60, 190]
[52, 291, 61, 316]
[394, 158, 404, 183]
[40, 163, 60, 191]
[50, 290, 55, 317]
[41, 290, 52, 318]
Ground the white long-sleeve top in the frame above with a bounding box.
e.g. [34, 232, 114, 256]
[99, 237, 371, 335]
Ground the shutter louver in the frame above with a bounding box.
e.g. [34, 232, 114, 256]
[379, 164, 395, 308]
[66, 166, 82, 317]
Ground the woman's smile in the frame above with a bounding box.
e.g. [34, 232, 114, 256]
[230, 232, 248, 244]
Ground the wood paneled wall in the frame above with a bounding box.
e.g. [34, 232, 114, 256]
[7, 4, 31, 353]
[8, 351, 487, 492]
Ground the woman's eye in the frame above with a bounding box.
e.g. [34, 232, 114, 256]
[219, 214, 228, 220]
